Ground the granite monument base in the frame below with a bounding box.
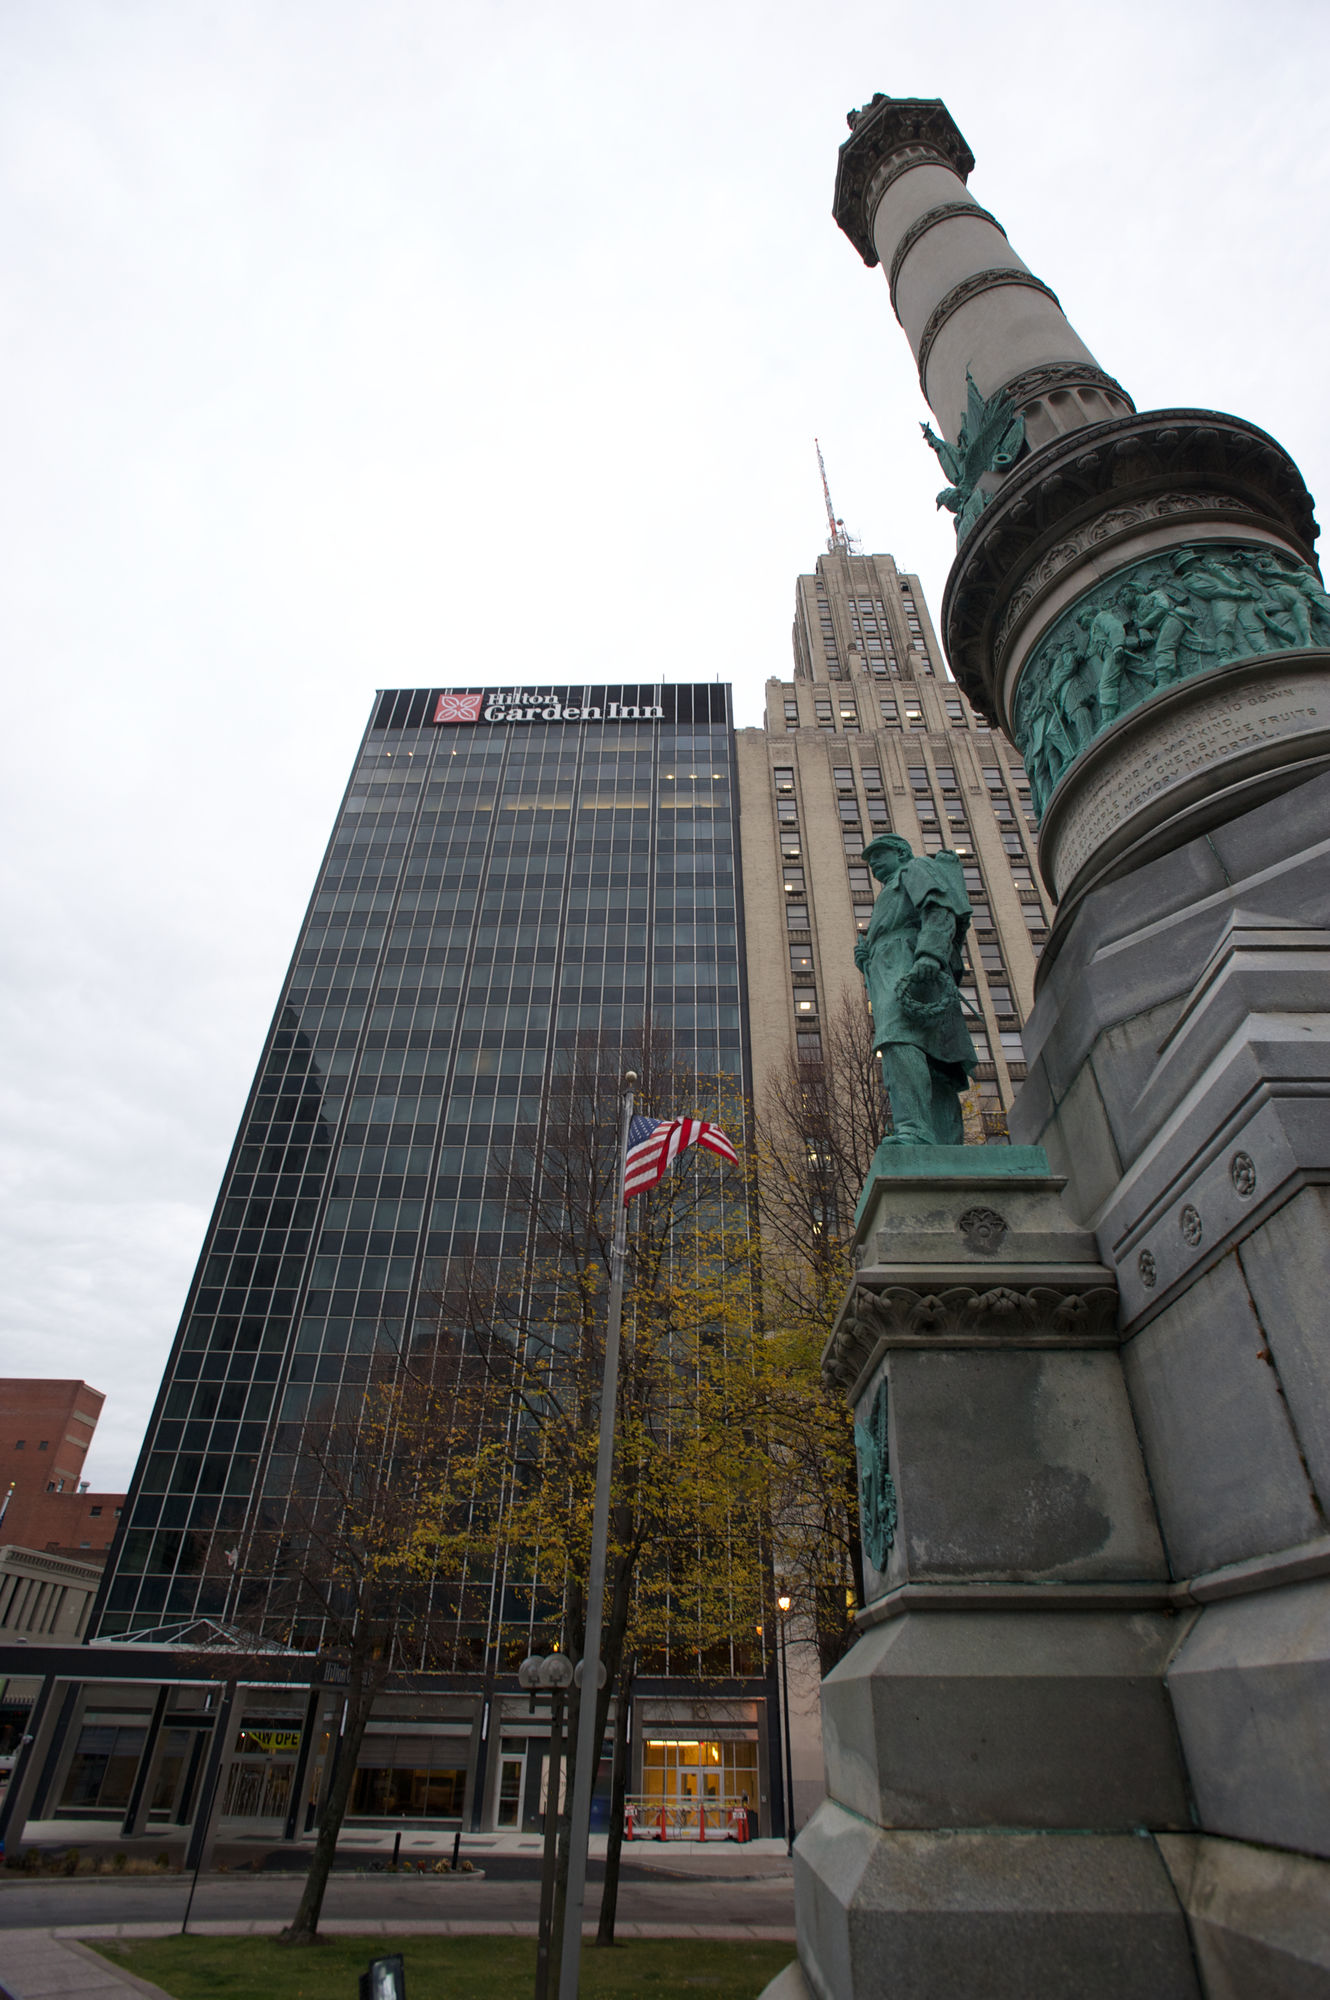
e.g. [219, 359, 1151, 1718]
[792, 1153, 1197, 1996]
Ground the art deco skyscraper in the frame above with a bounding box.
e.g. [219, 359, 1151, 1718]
[736, 545, 1049, 1132]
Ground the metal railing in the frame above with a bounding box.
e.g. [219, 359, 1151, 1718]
[623, 1795, 753, 1841]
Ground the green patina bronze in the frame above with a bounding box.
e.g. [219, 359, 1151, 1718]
[855, 835, 977, 1147]
[855, 1375, 897, 1572]
[1013, 542, 1330, 818]
[922, 371, 1026, 543]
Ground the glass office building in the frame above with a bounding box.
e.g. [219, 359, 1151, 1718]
[97, 682, 748, 1642]
[73, 683, 779, 1838]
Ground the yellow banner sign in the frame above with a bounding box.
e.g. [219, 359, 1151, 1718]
[239, 1729, 302, 1755]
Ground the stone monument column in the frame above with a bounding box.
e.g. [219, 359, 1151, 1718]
[774, 94, 1330, 2000]
[834, 93, 1134, 452]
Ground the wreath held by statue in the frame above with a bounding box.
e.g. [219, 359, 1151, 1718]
[895, 958, 959, 1027]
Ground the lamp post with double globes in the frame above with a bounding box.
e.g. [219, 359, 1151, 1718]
[518, 1651, 576, 2000]
[775, 1591, 796, 1856]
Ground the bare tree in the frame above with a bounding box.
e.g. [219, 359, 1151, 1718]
[224, 1343, 487, 1945]
[754, 990, 889, 1673]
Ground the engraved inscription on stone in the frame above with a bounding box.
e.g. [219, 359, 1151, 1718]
[1138, 1249, 1157, 1288]
[1230, 1151, 1257, 1197]
[1179, 1204, 1203, 1248]
[1046, 667, 1328, 891]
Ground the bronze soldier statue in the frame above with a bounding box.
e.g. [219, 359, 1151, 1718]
[854, 835, 978, 1146]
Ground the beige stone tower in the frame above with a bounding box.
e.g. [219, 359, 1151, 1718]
[736, 547, 1048, 1130]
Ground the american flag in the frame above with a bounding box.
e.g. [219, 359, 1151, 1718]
[622, 1114, 739, 1205]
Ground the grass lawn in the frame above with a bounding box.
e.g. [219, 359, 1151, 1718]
[89, 1933, 793, 1998]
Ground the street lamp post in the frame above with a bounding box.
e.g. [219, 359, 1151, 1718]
[776, 1591, 795, 1857]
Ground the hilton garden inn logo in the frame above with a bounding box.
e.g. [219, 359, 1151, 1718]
[432, 689, 664, 725]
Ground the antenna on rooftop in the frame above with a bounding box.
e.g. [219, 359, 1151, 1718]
[814, 439, 861, 556]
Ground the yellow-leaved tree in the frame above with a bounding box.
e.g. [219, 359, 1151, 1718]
[418, 1034, 771, 1952]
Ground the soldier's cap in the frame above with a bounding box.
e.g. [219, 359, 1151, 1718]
[862, 834, 915, 870]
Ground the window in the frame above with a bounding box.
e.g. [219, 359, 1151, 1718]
[38, 1440, 48, 1451]
[866, 799, 889, 824]
[833, 768, 855, 792]
[777, 801, 798, 823]
[838, 802, 860, 824]
[860, 767, 883, 791]
[782, 868, 806, 894]
[14, 1439, 24, 1450]
[789, 945, 814, 973]
[944, 698, 967, 727]
[797, 1031, 823, 1061]
[1000, 1031, 1025, 1059]
[794, 990, 818, 1016]
[847, 867, 873, 896]
[785, 904, 809, 928]
[780, 836, 801, 860]
[839, 704, 860, 728]
[1023, 905, 1047, 931]
[774, 769, 795, 793]
[905, 703, 925, 729]
[880, 700, 900, 726]
[784, 702, 800, 726]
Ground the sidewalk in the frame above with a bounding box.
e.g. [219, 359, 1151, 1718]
[0, 1926, 176, 1999]
[13, 1822, 794, 1873]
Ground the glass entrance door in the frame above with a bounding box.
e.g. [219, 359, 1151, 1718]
[495, 1743, 526, 1828]
[640, 1737, 759, 1835]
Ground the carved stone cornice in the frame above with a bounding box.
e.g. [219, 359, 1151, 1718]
[833, 96, 975, 268]
[822, 1279, 1121, 1392]
[990, 488, 1265, 660]
[916, 270, 1061, 392]
[993, 361, 1135, 418]
[939, 409, 1322, 726]
[888, 201, 1007, 318]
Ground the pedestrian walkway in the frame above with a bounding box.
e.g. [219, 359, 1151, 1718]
[0, 1926, 176, 1999]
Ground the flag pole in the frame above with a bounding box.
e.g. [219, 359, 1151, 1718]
[559, 1069, 636, 2000]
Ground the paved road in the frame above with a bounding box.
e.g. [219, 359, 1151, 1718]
[0, 1866, 795, 1934]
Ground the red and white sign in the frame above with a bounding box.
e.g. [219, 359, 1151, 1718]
[433, 690, 485, 723]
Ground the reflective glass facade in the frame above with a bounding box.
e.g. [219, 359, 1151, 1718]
[94, 684, 746, 1645]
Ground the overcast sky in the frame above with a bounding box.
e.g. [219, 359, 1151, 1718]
[3, 0, 1328, 1488]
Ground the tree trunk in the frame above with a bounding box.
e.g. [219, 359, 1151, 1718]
[595, 1653, 635, 1946]
[281, 1667, 376, 1945]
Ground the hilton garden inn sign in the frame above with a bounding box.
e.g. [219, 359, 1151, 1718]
[433, 688, 665, 725]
